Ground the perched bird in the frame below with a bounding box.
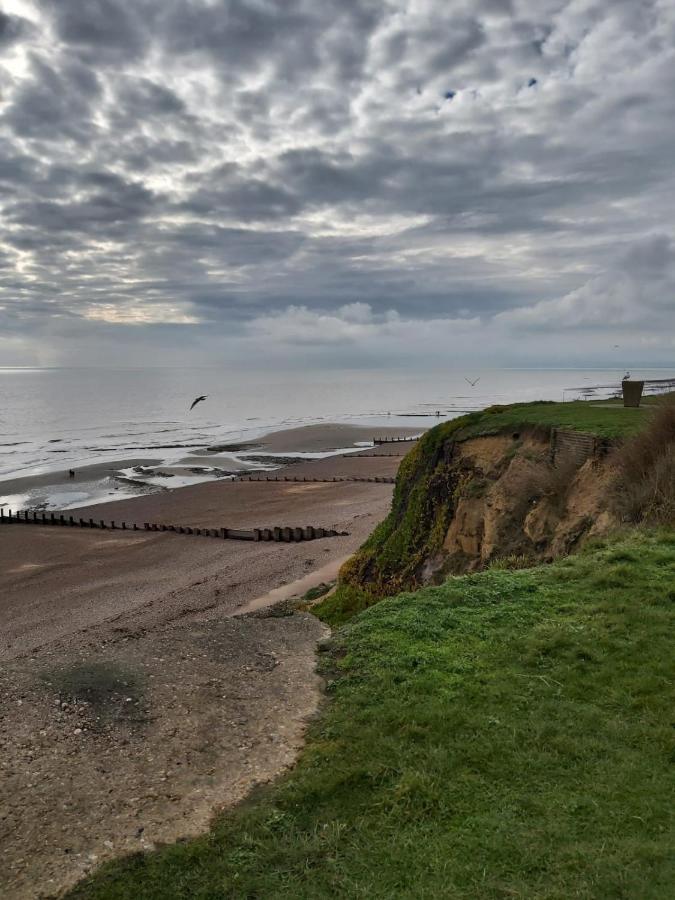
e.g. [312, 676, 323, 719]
[622, 371, 631, 381]
[189, 395, 208, 411]
[464, 377, 480, 387]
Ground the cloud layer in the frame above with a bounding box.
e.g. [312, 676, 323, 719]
[1, 0, 674, 366]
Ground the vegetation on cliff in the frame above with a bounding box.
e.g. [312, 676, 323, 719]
[69, 530, 675, 899]
[316, 397, 672, 626]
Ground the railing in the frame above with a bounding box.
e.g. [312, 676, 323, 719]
[0, 508, 346, 542]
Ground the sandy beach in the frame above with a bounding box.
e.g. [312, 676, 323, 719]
[0, 423, 420, 898]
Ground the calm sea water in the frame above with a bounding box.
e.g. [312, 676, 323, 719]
[0, 366, 673, 517]
[2, 366, 674, 484]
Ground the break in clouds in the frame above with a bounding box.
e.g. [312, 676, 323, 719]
[0, 0, 674, 368]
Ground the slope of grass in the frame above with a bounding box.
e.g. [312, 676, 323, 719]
[70, 530, 675, 900]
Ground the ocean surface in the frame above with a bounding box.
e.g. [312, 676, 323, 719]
[1, 366, 673, 511]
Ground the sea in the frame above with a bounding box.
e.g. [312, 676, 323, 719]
[1, 366, 674, 511]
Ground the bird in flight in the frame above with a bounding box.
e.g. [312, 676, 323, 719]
[464, 377, 480, 387]
[189, 395, 208, 411]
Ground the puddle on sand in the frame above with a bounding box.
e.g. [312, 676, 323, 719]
[234, 555, 348, 617]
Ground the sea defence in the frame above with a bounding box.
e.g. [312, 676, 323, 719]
[0, 508, 346, 542]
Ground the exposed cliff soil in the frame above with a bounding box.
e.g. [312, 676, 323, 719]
[332, 417, 621, 614]
[438, 432, 618, 575]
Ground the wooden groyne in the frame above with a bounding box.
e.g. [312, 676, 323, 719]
[340, 453, 407, 458]
[373, 435, 420, 445]
[0, 508, 346, 542]
[236, 474, 396, 484]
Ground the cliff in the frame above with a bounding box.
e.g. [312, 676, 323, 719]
[317, 399, 654, 623]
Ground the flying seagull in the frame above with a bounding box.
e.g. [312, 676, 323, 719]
[464, 377, 480, 387]
[189, 395, 208, 411]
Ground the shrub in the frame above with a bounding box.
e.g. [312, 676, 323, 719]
[615, 395, 675, 524]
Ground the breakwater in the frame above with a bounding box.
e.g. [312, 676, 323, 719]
[0, 508, 346, 542]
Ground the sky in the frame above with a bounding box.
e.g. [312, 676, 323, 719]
[0, 0, 674, 370]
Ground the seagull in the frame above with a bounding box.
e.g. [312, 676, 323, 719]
[464, 377, 480, 387]
[189, 395, 208, 411]
[622, 371, 631, 382]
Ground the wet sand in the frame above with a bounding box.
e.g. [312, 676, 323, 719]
[0, 423, 421, 512]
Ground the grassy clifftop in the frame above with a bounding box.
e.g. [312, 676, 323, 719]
[70, 529, 675, 899]
[317, 399, 650, 625]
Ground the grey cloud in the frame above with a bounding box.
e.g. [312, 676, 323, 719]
[43, 0, 154, 63]
[5, 56, 100, 143]
[0, 11, 32, 46]
[1, 1, 674, 366]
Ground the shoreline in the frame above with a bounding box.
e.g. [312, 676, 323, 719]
[0, 423, 423, 514]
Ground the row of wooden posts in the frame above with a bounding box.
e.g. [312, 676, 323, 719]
[0, 508, 346, 543]
[236, 474, 395, 484]
[373, 435, 419, 444]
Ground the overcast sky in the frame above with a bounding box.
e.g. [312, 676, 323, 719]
[1, 0, 674, 369]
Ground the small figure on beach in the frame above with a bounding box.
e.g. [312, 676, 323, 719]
[68, 469, 75, 479]
[189, 395, 208, 411]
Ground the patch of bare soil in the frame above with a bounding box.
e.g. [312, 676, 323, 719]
[0, 608, 327, 899]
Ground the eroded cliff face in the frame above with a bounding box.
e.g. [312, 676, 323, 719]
[437, 433, 618, 576]
[341, 425, 620, 599]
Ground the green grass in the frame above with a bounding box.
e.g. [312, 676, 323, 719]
[459, 399, 650, 441]
[69, 529, 675, 899]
